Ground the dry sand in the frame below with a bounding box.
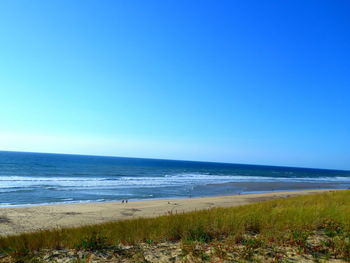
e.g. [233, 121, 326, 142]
[0, 189, 334, 236]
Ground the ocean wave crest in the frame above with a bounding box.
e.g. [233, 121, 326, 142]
[0, 174, 349, 191]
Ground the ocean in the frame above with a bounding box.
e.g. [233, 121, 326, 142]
[0, 151, 349, 207]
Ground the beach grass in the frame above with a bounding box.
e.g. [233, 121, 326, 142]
[1, 190, 350, 261]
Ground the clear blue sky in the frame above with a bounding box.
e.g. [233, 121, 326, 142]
[0, 1, 349, 170]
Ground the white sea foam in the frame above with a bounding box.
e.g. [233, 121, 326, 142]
[0, 174, 349, 191]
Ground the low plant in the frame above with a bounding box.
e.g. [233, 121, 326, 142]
[0, 190, 349, 261]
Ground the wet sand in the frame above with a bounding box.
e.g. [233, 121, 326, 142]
[0, 189, 336, 236]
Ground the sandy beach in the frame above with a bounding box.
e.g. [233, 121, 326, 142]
[0, 189, 335, 237]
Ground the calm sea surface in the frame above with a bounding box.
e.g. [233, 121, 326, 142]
[0, 151, 349, 207]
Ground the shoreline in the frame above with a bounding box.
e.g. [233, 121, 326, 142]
[0, 189, 337, 237]
[1, 180, 349, 209]
[0, 186, 340, 209]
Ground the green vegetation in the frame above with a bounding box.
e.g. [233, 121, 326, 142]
[1, 190, 350, 262]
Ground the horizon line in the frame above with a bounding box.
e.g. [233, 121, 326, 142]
[1, 149, 349, 173]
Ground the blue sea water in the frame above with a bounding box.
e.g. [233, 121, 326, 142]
[0, 151, 349, 207]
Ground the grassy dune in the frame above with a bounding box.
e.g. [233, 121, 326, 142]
[1, 190, 350, 261]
